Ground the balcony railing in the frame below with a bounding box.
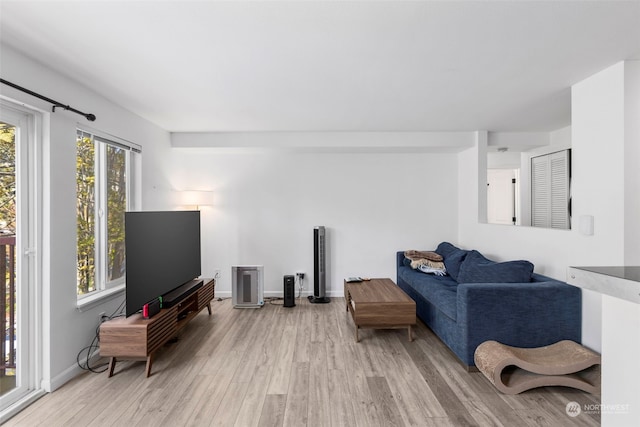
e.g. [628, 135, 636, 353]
[0, 235, 16, 377]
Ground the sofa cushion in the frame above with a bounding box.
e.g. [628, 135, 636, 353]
[435, 242, 468, 281]
[457, 250, 534, 283]
[398, 266, 459, 320]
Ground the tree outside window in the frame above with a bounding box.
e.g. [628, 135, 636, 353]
[76, 130, 135, 297]
[76, 134, 95, 294]
[0, 124, 16, 237]
[106, 145, 126, 283]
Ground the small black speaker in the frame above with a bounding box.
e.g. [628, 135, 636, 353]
[283, 275, 295, 307]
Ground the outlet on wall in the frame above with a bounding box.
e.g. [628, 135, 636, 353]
[214, 269, 221, 279]
[98, 312, 106, 324]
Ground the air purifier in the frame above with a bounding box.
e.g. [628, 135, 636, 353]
[283, 275, 295, 307]
[232, 265, 264, 308]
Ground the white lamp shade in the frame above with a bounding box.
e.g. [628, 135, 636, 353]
[181, 191, 214, 207]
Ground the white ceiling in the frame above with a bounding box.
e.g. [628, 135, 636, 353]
[1, 0, 639, 133]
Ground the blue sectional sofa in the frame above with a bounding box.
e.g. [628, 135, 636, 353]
[396, 242, 581, 369]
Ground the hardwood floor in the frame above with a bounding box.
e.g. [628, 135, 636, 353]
[6, 297, 600, 426]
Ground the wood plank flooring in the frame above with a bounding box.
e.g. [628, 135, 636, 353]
[6, 297, 600, 426]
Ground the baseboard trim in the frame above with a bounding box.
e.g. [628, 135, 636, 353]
[215, 290, 345, 299]
[44, 349, 101, 392]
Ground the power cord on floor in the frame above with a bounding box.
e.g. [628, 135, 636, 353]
[76, 298, 126, 374]
[296, 273, 304, 299]
[266, 297, 285, 306]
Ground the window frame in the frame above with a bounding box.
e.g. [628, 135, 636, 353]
[76, 128, 141, 305]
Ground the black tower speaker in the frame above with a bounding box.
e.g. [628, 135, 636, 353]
[283, 275, 295, 307]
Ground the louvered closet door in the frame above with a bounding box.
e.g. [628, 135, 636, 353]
[531, 149, 571, 229]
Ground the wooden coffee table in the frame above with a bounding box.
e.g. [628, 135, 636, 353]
[344, 278, 416, 342]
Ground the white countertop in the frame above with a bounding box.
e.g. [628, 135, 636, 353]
[567, 266, 640, 304]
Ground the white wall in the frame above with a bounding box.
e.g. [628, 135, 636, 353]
[168, 146, 459, 297]
[572, 60, 640, 427]
[0, 44, 172, 391]
[624, 61, 640, 264]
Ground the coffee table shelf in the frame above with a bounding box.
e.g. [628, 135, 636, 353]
[344, 278, 416, 342]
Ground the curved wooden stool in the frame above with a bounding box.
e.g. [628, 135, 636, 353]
[474, 340, 601, 395]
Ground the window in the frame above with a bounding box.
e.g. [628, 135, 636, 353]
[531, 149, 571, 229]
[76, 129, 140, 298]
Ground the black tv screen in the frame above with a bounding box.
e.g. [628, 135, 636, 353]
[125, 210, 201, 317]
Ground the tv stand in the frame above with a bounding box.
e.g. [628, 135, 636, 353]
[162, 278, 203, 308]
[99, 278, 215, 377]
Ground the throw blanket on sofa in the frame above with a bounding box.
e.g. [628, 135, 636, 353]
[404, 250, 447, 276]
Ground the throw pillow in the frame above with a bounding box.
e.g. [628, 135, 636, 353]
[442, 249, 468, 281]
[435, 241, 460, 259]
[457, 250, 534, 283]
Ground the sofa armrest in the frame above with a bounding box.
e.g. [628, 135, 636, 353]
[397, 251, 407, 286]
[396, 251, 406, 269]
[457, 280, 581, 352]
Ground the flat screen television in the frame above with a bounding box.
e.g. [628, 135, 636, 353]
[125, 210, 201, 317]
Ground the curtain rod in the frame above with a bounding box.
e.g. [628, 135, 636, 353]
[0, 78, 96, 121]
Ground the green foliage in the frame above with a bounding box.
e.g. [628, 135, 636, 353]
[106, 145, 126, 282]
[76, 134, 127, 295]
[2, 126, 129, 296]
[1, 123, 16, 341]
[4, 125, 128, 297]
[0, 123, 16, 235]
[76, 135, 95, 295]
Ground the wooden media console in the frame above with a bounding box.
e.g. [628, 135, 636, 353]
[99, 278, 215, 377]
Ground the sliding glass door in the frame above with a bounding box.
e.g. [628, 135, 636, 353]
[0, 102, 40, 413]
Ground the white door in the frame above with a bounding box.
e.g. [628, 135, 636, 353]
[487, 169, 518, 225]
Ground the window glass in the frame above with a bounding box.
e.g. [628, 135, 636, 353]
[76, 133, 96, 295]
[106, 144, 126, 283]
[77, 130, 139, 297]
